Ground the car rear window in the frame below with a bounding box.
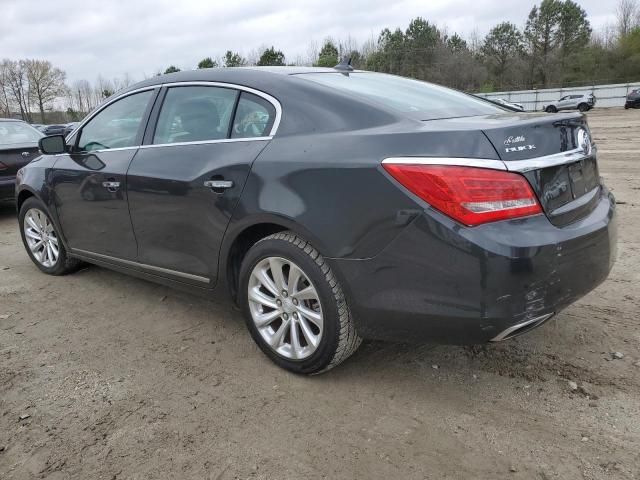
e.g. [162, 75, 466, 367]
[297, 72, 503, 121]
[0, 121, 43, 145]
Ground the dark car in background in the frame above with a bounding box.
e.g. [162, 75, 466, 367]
[63, 122, 80, 136]
[0, 119, 43, 204]
[42, 124, 68, 136]
[16, 67, 617, 374]
[625, 89, 640, 109]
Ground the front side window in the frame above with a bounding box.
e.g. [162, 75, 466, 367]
[231, 92, 276, 138]
[153, 86, 238, 144]
[298, 72, 503, 121]
[77, 90, 153, 152]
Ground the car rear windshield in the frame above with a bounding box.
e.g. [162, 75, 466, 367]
[0, 121, 43, 145]
[297, 72, 504, 120]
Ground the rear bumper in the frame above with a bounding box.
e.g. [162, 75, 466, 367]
[0, 176, 16, 203]
[330, 187, 617, 344]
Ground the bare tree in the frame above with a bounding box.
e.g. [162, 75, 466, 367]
[24, 59, 67, 123]
[0, 62, 12, 116]
[1, 59, 31, 121]
[617, 0, 640, 37]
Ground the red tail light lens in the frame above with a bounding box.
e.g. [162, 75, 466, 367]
[382, 164, 542, 226]
[0, 161, 7, 171]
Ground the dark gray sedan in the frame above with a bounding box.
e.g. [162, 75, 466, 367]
[0, 119, 43, 204]
[15, 66, 617, 374]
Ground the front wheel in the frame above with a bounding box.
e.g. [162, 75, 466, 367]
[19, 197, 82, 275]
[239, 232, 362, 374]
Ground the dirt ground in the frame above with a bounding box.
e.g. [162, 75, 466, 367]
[1, 108, 639, 480]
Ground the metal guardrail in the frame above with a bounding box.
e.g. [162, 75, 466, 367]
[476, 82, 640, 111]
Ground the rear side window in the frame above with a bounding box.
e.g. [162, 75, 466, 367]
[298, 72, 502, 121]
[231, 92, 276, 138]
[77, 90, 153, 151]
[153, 86, 238, 144]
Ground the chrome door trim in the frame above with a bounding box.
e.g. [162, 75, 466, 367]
[71, 248, 210, 284]
[138, 136, 271, 150]
[204, 180, 234, 189]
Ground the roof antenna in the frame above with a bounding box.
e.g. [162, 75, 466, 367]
[334, 57, 354, 72]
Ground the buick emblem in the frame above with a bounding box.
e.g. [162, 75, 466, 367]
[577, 128, 592, 156]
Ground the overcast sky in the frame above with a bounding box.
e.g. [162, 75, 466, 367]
[1, 0, 616, 84]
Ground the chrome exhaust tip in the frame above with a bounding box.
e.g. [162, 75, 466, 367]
[490, 313, 554, 342]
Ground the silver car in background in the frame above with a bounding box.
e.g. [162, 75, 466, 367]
[544, 93, 596, 113]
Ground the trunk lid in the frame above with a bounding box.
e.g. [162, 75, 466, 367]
[435, 112, 599, 227]
[0, 143, 40, 176]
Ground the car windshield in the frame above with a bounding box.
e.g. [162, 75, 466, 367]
[0, 121, 43, 145]
[297, 72, 504, 120]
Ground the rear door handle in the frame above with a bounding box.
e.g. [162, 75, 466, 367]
[102, 181, 120, 192]
[204, 180, 234, 190]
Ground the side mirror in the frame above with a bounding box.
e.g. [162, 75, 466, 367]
[38, 135, 67, 155]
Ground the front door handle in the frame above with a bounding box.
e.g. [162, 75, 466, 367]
[102, 181, 120, 192]
[204, 180, 234, 190]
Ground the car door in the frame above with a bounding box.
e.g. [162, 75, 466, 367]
[557, 96, 570, 110]
[126, 84, 278, 286]
[51, 88, 158, 260]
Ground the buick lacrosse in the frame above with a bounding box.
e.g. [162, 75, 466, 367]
[15, 65, 617, 374]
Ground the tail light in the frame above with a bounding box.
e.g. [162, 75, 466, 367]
[0, 161, 7, 171]
[382, 164, 542, 226]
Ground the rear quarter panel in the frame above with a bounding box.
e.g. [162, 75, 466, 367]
[223, 124, 499, 261]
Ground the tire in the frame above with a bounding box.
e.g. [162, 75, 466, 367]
[545, 106, 557, 113]
[238, 231, 362, 374]
[578, 103, 589, 112]
[19, 197, 82, 275]
[625, 104, 629, 110]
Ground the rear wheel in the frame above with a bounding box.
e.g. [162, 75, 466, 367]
[19, 197, 81, 275]
[578, 103, 589, 112]
[239, 231, 361, 374]
[545, 105, 557, 113]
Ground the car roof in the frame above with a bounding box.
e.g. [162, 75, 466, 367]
[0, 118, 26, 123]
[119, 66, 364, 94]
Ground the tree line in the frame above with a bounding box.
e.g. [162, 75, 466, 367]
[2, 0, 639, 123]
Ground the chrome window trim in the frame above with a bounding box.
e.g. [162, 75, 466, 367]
[71, 248, 210, 284]
[382, 157, 507, 170]
[139, 136, 271, 150]
[65, 86, 159, 145]
[160, 81, 282, 137]
[65, 80, 282, 147]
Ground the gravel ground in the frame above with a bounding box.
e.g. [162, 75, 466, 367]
[1, 108, 639, 480]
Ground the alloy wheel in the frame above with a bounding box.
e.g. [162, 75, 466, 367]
[248, 256, 324, 360]
[23, 208, 60, 268]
